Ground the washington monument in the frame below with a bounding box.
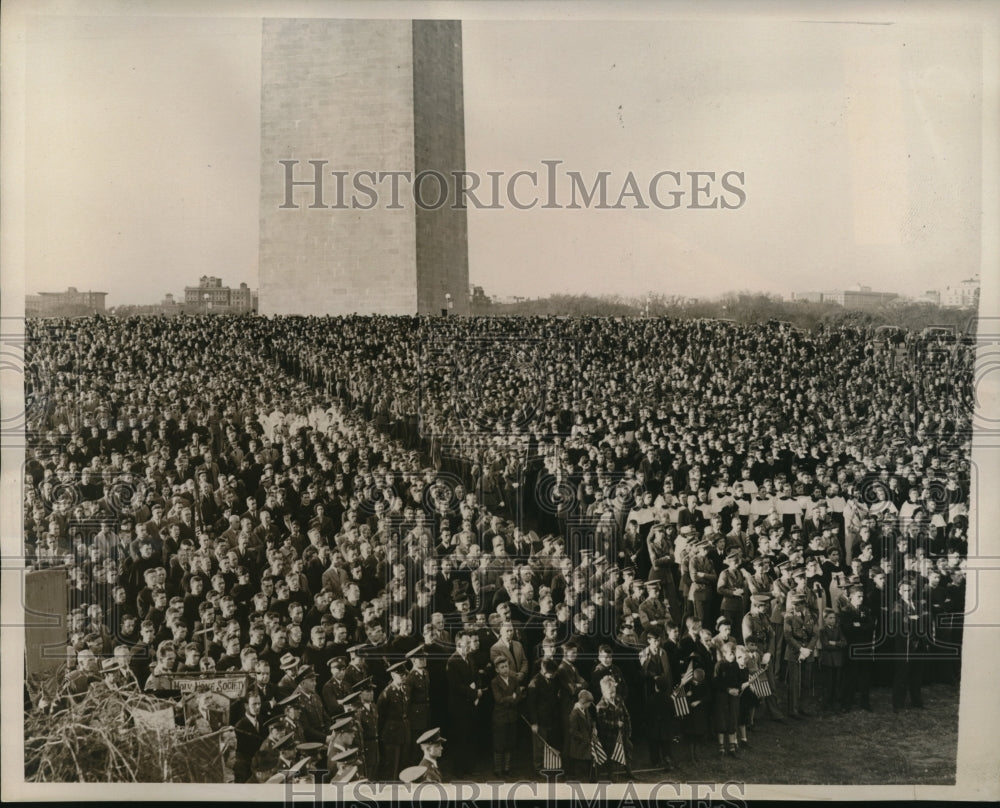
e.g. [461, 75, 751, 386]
[259, 19, 469, 316]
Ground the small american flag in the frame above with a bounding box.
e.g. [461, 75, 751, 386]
[671, 690, 690, 717]
[542, 737, 562, 770]
[591, 727, 607, 765]
[749, 672, 772, 699]
[610, 732, 627, 766]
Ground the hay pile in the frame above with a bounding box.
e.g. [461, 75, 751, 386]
[24, 671, 227, 783]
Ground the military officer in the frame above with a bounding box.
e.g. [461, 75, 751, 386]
[741, 593, 784, 720]
[637, 579, 671, 641]
[344, 644, 368, 690]
[414, 727, 446, 783]
[321, 656, 350, 715]
[716, 550, 747, 640]
[293, 667, 330, 743]
[353, 678, 379, 780]
[377, 661, 410, 780]
[252, 716, 295, 783]
[404, 646, 431, 763]
[783, 592, 817, 718]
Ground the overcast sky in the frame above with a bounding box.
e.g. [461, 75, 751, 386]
[18, 6, 986, 305]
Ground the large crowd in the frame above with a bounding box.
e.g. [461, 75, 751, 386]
[22, 313, 973, 783]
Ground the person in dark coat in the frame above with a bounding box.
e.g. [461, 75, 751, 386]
[594, 675, 633, 781]
[566, 689, 595, 781]
[526, 658, 566, 776]
[377, 661, 410, 780]
[404, 646, 432, 764]
[712, 641, 745, 758]
[489, 656, 523, 777]
[445, 631, 481, 778]
[839, 585, 875, 712]
[233, 690, 265, 783]
[646, 673, 677, 770]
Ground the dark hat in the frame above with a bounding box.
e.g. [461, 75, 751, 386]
[278, 692, 300, 707]
[725, 549, 741, 562]
[264, 714, 289, 732]
[328, 656, 347, 670]
[643, 579, 661, 589]
[351, 677, 374, 693]
[750, 594, 772, 605]
[330, 715, 355, 733]
[405, 645, 426, 660]
[387, 660, 407, 675]
[346, 643, 367, 655]
[416, 727, 446, 746]
[294, 667, 318, 684]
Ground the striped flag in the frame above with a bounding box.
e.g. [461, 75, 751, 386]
[542, 737, 562, 771]
[671, 690, 690, 717]
[591, 727, 607, 766]
[610, 732, 627, 766]
[749, 672, 772, 699]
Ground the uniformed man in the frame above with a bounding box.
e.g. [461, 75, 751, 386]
[377, 661, 410, 780]
[251, 716, 295, 783]
[404, 645, 431, 763]
[741, 594, 784, 720]
[329, 747, 362, 783]
[289, 742, 326, 785]
[352, 678, 379, 780]
[293, 667, 329, 743]
[321, 656, 350, 715]
[637, 579, 670, 641]
[770, 561, 794, 678]
[278, 692, 306, 745]
[688, 540, 718, 626]
[326, 713, 358, 772]
[783, 592, 817, 718]
[344, 643, 368, 690]
[716, 550, 747, 640]
[413, 727, 445, 783]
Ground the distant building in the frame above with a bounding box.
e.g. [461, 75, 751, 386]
[183, 276, 258, 313]
[791, 291, 824, 303]
[26, 287, 107, 317]
[792, 285, 897, 310]
[939, 276, 979, 308]
[469, 285, 491, 312]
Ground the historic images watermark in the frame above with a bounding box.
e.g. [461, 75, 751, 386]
[276, 160, 747, 211]
[279, 776, 749, 807]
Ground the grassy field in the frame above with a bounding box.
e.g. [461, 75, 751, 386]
[464, 682, 959, 786]
[627, 683, 959, 786]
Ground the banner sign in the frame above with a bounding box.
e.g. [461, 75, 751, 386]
[165, 673, 250, 699]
